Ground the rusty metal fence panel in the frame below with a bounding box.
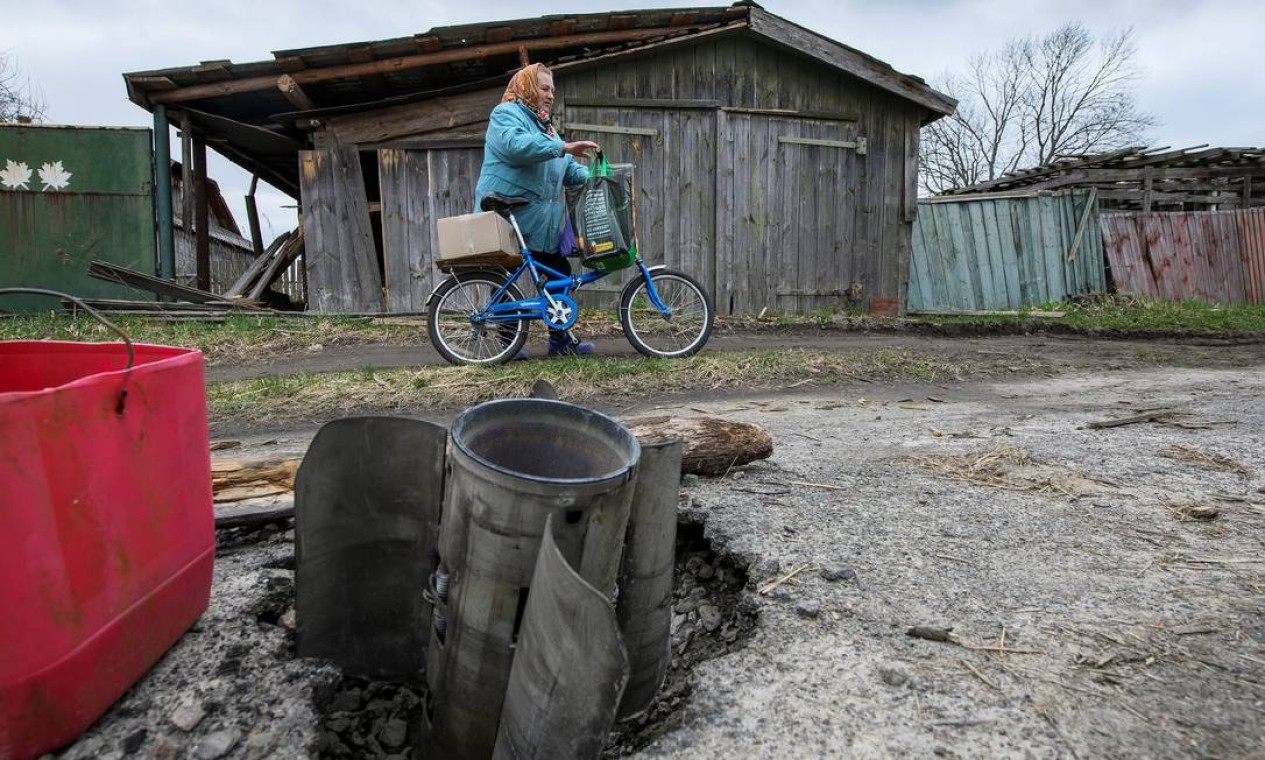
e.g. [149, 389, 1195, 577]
[1101, 207, 1265, 305]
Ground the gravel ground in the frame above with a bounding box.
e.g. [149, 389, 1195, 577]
[49, 336, 1265, 759]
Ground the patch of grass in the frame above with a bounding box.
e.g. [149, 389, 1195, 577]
[922, 295, 1265, 334]
[1058, 296, 1265, 333]
[205, 347, 1019, 423]
[0, 312, 428, 360]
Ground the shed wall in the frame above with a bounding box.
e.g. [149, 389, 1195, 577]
[309, 34, 925, 316]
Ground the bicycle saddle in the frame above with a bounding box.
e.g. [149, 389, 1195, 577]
[480, 193, 531, 214]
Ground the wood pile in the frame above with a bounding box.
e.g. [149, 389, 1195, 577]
[938, 145, 1265, 212]
[79, 228, 305, 320]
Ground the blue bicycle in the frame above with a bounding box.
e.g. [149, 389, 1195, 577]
[426, 193, 714, 366]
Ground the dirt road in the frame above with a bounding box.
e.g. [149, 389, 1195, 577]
[58, 332, 1265, 759]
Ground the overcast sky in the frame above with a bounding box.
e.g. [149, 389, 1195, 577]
[6, 0, 1262, 241]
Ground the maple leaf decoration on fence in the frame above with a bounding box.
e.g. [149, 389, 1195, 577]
[1, 159, 33, 190]
[39, 161, 72, 191]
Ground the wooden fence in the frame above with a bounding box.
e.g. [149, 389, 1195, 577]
[174, 221, 306, 305]
[908, 190, 1106, 311]
[1100, 207, 1265, 305]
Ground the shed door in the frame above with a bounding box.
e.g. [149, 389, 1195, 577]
[563, 106, 717, 309]
[720, 114, 863, 315]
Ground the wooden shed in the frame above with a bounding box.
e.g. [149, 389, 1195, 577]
[123, 4, 955, 315]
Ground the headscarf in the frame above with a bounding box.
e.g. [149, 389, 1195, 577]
[502, 63, 556, 138]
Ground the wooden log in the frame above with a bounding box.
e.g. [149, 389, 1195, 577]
[208, 415, 773, 503]
[622, 415, 774, 477]
[211, 457, 299, 503]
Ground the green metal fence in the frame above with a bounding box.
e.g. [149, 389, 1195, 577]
[0, 124, 155, 312]
[909, 190, 1106, 312]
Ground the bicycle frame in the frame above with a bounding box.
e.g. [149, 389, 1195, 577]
[473, 210, 671, 326]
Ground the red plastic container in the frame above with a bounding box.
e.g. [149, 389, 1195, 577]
[0, 341, 215, 760]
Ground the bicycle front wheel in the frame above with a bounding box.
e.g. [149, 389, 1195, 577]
[619, 269, 714, 359]
[427, 271, 528, 366]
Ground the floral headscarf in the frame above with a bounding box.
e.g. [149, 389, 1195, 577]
[502, 63, 556, 137]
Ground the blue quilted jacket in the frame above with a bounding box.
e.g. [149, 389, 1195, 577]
[474, 102, 589, 253]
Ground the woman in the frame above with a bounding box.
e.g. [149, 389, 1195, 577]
[475, 63, 600, 357]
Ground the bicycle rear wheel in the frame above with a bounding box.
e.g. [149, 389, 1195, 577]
[427, 271, 528, 366]
[619, 269, 714, 359]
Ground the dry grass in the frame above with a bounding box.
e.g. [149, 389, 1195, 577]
[206, 347, 1019, 424]
[905, 446, 1106, 498]
[906, 447, 1036, 491]
[1158, 445, 1253, 480]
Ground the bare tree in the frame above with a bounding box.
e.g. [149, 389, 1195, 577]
[920, 22, 1156, 194]
[1, 52, 47, 123]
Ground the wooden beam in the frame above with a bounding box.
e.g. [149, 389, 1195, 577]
[518, 45, 530, 67]
[193, 135, 211, 291]
[277, 74, 316, 111]
[180, 112, 193, 235]
[245, 174, 264, 257]
[347, 46, 390, 100]
[322, 86, 500, 146]
[146, 25, 706, 105]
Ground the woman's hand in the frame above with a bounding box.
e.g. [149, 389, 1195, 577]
[563, 140, 599, 158]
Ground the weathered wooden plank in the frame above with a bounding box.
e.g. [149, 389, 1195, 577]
[715, 108, 736, 314]
[779, 120, 803, 313]
[965, 201, 991, 309]
[920, 204, 951, 310]
[323, 87, 501, 147]
[730, 113, 753, 313]
[1038, 193, 1064, 302]
[817, 123, 842, 313]
[300, 148, 383, 313]
[907, 211, 931, 311]
[978, 200, 1009, 308]
[380, 148, 445, 313]
[661, 108, 682, 274]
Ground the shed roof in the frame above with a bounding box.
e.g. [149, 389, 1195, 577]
[938, 145, 1265, 209]
[123, 4, 954, 197]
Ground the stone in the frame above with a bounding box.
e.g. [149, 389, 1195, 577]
[122, 729, 147, 754]
[328, 687, 362, 713]
[697, 604, 723, 632]
[821, 564, 856, 582]
[280, 608, 297, 630]
[244, 730, 277, 760]
[147, 733, 181, 760]
[796, 600, 822, 619]
[878, 663, 911, 687]
[170, 699, 206, 732]
[195, 730, 240, 760]
[379, 718, 408, 749]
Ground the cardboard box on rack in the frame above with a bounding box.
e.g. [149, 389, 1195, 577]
[436, 212, 523, 269]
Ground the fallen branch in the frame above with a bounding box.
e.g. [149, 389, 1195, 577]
[758, 563, 817, 595]
[1082, 409, 1192, 429]
[960, 659, 1000, 691]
